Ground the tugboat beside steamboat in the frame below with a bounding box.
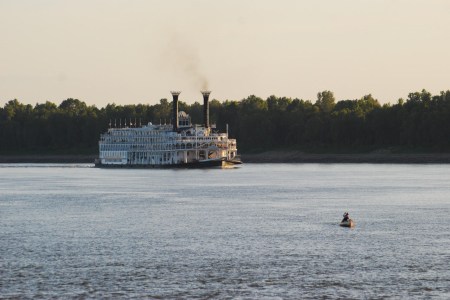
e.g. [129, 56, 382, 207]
[95, 91, 241, 168]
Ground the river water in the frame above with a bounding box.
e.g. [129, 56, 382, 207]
[0, 163, 449, 299]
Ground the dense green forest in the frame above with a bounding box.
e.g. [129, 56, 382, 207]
[1, 89, 450, 154]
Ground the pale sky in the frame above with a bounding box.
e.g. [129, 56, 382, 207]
[1, 0, 449, 107]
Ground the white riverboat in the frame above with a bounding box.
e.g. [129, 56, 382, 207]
[95, 91, 241, 168]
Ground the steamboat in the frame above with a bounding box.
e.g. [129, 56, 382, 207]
[95, 91, 241, 168]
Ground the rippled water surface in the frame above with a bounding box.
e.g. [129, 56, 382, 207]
[1, 163, 450, 299]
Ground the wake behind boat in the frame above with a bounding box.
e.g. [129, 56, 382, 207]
[95, 91, 242, 169]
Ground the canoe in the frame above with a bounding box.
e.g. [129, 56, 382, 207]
[340, 219, 355, 227]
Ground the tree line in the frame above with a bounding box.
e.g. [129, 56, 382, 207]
[1, 89, 450, 154]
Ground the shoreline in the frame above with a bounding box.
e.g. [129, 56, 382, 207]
[0, 155, 98, 164]
[240, 151, 450, 164]
[2, 151, 450, 164]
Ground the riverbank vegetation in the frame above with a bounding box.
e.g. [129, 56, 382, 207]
[1, 89, 450, 154]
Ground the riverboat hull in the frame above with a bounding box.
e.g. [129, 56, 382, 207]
[94, 158, 242, 169]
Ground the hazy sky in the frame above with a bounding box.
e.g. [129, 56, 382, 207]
[1, 0, 449, 107]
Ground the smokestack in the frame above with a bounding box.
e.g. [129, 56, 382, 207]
[171, 91, 181, 132]
[201, 91, 211, 128]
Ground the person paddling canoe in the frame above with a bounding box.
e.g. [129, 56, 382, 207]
[340, 212, 354, 227]
[342, 212, 349, 222]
